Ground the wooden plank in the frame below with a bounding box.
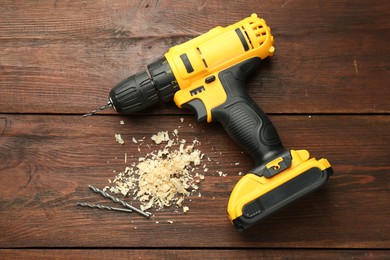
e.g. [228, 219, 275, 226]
[0, 114, 388, 248]
[0, 0, 389, 114]
[1, 249, 389, 259]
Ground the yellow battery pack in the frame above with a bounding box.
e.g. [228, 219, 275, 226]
[228, 150, 333, 231]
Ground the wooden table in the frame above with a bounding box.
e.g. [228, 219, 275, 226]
[1, 0, 389, 258]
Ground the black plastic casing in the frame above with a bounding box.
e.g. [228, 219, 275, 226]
[109, 71, 158, 113]
[148, 57, 178, 102]
[212, 57, 286, 169]
[109, 57, 178, 114]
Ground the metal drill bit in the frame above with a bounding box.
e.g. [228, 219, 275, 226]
[83, 100, 113, 117]
[76, 202, 133, 213]
[88, 185, 151, 218]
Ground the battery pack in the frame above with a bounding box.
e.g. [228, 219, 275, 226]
[227, 149, 333, 231]
[234, 166, 332, 231]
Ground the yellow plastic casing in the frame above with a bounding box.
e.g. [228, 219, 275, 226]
[164, 14, 275, 122]
[227, 150, 331, 221]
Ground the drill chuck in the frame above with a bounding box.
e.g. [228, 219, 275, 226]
[109, 57, 178, 114]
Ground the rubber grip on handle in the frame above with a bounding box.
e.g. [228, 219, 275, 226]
[211, 58, 285, 166]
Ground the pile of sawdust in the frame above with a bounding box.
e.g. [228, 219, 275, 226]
[105, 125, 205, 212]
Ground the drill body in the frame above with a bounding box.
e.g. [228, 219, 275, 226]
[107, 14, 333, 231]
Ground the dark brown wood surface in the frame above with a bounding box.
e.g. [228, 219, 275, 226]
[1, 0, 389, 258]
[1, 249, 389, 260]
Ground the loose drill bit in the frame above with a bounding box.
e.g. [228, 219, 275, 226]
[83, 100, 113, 117]
[76, 202, 133, 213]
[88, 185, 151, 218]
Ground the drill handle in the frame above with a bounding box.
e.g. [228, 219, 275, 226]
[212, 58, 285, 166]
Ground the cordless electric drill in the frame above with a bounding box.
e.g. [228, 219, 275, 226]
[85, 14, 333, 231]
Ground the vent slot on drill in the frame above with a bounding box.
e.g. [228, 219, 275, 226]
[190, 86, 205, 96]
[235, 28, 250, 51]
[249, 21, 267, 46]
[196, 47, 209, 68]
[241, 26, 254, 49]
[180, 53, 194, 73]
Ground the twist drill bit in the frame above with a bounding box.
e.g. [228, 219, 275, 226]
[88, 185, 151, 218]
[76, 202, 133, 213]
[83, 101, 113, 117]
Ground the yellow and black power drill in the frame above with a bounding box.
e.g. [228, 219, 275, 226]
[85, 14, 333, 231]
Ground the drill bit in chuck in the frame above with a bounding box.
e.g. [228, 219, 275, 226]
[76, 202, 133, 213]
[83, 100, 113, 117]
[88, 185, 151, 218]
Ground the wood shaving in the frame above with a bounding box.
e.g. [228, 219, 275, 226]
[151, 131, 170, 144]
[107, 129, 206, 213]
[217, 171, 226, 177]
[115, 133, 125, 144]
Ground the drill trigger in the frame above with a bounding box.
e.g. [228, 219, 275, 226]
[182, 99, 207, 123]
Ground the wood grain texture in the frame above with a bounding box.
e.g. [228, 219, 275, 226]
[1, 0, 389, 114]
[0, 114, 388, 248]
[1, 249, 389, 260]
[0, 0, 389, 257]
